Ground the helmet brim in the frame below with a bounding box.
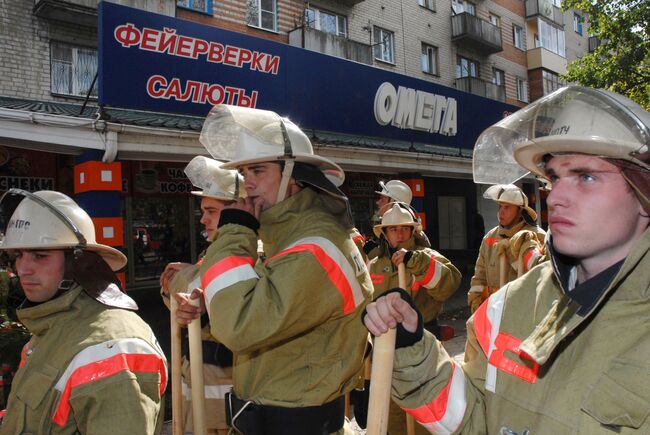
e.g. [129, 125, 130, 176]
[0, 243, 127, 271]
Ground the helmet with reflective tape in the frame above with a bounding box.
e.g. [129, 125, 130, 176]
[373, 203, 420, 238]
[199, 104, 344, 187]
[473, 86, 650, 184]
[0, 190, 126, 271]
[184, 156, 245, 201]
[376, 180, 413, 205]
[483, 184, 537, 221]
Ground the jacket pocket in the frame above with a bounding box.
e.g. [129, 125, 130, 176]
[581, 360, 650, 429]
[14, 364, 59, 434]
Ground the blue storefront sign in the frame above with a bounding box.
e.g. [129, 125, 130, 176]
[99, 2, 517, 150]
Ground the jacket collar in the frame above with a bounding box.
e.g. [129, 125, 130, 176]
[520, 226, 650, 364]
[17, 285, 84, 337]
[497, 219, 526, 238]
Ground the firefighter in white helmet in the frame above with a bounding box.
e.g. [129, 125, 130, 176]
[364, 86, 650, 433]
[0, 190, 166, 434]
[369, 203, 461, 435]
[174, 105, 373, 434]
[467, 184, 546, 312]
[160, 156, 245, 435]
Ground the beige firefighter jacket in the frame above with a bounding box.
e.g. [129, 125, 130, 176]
[199, 188, 373, 408]
[391, 227, 650, 434]
[468, 220, 546, 311]
[369, 238, 461, 323]
[0, 285, 167, 435]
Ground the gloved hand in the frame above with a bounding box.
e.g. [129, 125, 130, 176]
[509, 230, 540, 258]
[363, 239, 378, 255]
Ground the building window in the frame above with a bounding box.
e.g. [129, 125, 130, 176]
[452, 0, 475, 15]
[456, 56, 479, 78]
[573, 13, 583, 35]
[516, 78, 528, 102]
[489, 13, 501, 27]
[247, 0, 277, 32]
[493, 68, 504, 86]
[513, 24, 524, 49]
[418, 0, 435, 12]
[538, 18, 566, 56]
[373, 27, 395, 64]
[421, 43, 438, 75]
[50, 41, 98, 98]
[176, 0, 212, 14]
[305, 8, 348, 38]
[542, 70, 564, 95]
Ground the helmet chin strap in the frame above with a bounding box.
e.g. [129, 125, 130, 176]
[275, 160, 295, 204]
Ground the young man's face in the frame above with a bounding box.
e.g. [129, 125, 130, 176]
[200, 197, 229, 240]
[239, 163, 284, 211]
[384, 226, 413, 248]
[498, 203, 522, 227]
[13, 249, 65, 302]
[545, 154, 648, 271]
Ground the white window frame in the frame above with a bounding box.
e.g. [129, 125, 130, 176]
[418, 0, 436, 12]
[305, 7, 348, 38]
[50, 41, 98, 98]
[247, 0, 277, 32]
[573, 13, 583, 35]
[542, 70, 564, 95]
[516, 78, 529, 102]
[456, 56, 479, 78]
[489, 13, 501, 27]
[373, 27, 395, 64]
[452, 0, 475, 15]
[513, 24, 524, 49]
[421, 43, 438, 75]
[492, 68, 505, 86]
[176, 0, 213, 14]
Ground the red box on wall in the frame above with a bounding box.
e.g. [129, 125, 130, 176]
[92, 217, 124, 247]
[403, 178, 425, 197]
[74, 161, 122, 193]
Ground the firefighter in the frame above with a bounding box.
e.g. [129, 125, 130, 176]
[364, 86, 650, 433]
[160, 156, 244, 435]
[467, 183, 546, 312]
[0, 190, 166, 434]
[369, 203, 460, 435]
[174, 105, 373, 435]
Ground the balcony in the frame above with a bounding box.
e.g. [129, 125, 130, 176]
[455, 77, 506, 102]
[588, 36, 601, 52]
[288, 27, 373, 65]
[451, 13, 503, 55]
[330, 0, 366, 5]
[33, 0, 97, 27]
[525, 0, 564, 26]
[527, 46, 567, 74]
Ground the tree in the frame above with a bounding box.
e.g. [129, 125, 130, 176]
[562, 0, 649, 110]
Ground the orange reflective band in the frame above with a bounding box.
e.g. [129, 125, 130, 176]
[472, 300, 492, 356]
[202, 256, 255, 289]
[488, 332, 539, 384]
[485, 237, 506, 246]
[370, 273, 384, 285]
[19, 342, 29, 368]
[269, 243, 360, 314]
[523, 248, 541, 272]
[412, 257, 441, 292]
[51, 353, 167, 426]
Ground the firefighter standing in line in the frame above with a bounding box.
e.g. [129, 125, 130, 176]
[364, 86, 650, 433]
[174, 105, 373, 435]
[160, 156, 244, 435]
[369, 203, 461, 435]
[0, 190, 167, 434]
[467, 184, 546, 312]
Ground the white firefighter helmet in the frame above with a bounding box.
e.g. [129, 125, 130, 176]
[375, 180, 413, 205]
[473, 86, 650, 184]
[373, 203, 420, 238]
[0, 190, 127, 271]
[184, 156, 245, 201]
[199, 104, 344, 187]
[483, 184, 537, 221]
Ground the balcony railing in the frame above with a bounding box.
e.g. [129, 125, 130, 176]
[330, 0, 366, 5]
[455, 77, 506, 102]
[525, 0, 564, 26]
[288, 27, 373, 65]
[451, 13, 503, 54]
[33, 0, 97, 27]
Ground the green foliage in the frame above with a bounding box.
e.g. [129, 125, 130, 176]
[562, 0, 650, 110]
